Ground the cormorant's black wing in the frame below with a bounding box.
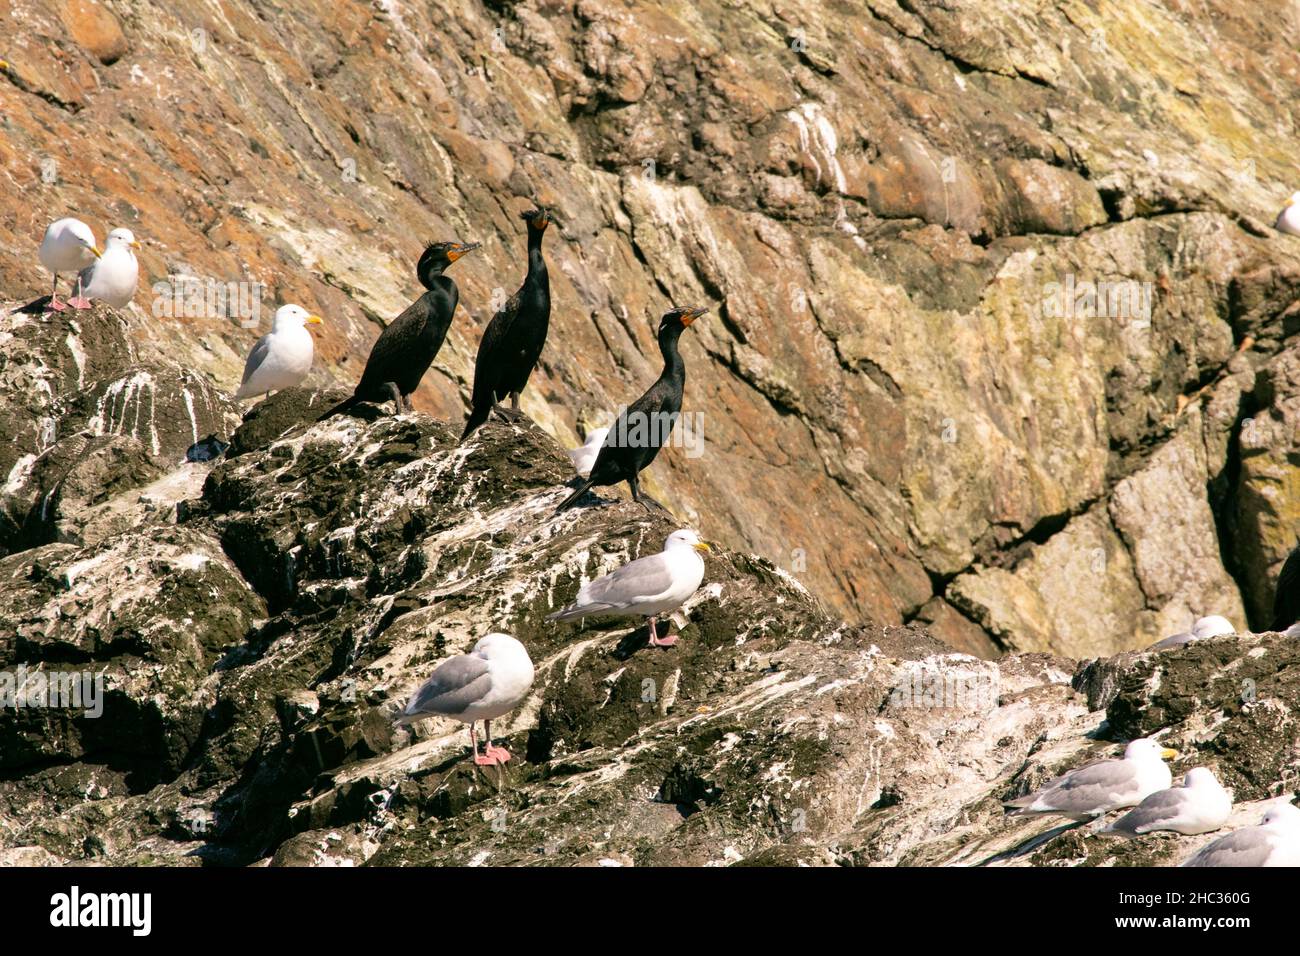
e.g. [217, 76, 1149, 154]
[470, 291, 522, 407]
[1272, 545, 1300, 630]
[355, 295, 434, 396]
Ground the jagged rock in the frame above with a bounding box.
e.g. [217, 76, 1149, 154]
[4, 0, 1300, 868]
[1, 413, 1293, 867]
[5, 0, 1300, 637]
[1, 304, 240, 556]
[226, 386, 354, 459]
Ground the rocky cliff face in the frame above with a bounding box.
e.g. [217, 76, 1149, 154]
[1, 399, 1296, 867]
[2, 0, 1300, 866]
[5, 0, 1300, 656]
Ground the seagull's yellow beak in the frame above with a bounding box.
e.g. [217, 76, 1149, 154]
[694, 541, 711, 553]
[130, 240, 141, 249]
[306, 314, 323, 325]
[89, 245, 102, 258]
[1161, 748, 1178, 760]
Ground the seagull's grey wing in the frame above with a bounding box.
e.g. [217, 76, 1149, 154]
[240, 334, 274, 386]
[1183, 829, 1276, 867]
[398, 654, 492, 723]
[1149, 632, 1195, 651]
[548, 554, 676, 620]
[1105, 788, 1188, 834]
[1010, 760, 1137, 815]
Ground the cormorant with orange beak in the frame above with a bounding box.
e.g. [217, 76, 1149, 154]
[325, 240, 479, 416]
[555, 305, 707, 512]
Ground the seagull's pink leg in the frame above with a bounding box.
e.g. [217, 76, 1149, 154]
[648, 615, 679, 647]
[483, 719, 511, 763]
[471, 721, 500, 766]
[68, 273, 91, 310]
[47, 274, 68, 312]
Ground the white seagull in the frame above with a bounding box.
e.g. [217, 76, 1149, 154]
[1182, 801, 1300, 867]
[567, 426, 610, 478]
[1276, 191, 1300, 236]
[1098, 767, 1232, 837]
[546, 528, 710, 648]
[395, 633, 535, 766]
[77, 227, 140, 309]
[39, 217, 101, 311]
[234, 304, 323, 400]
[1003, 738, 1178, 821]
[1148, 614, 1235, 651]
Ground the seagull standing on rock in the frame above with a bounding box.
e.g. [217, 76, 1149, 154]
[77, 227, 140, 309]
[39, 217, 101, 311]
[395, 633, 535, 767]
[234, 304, 323, 400]
[547, 529, 710, 648]
[1003, 738, 1178, 821]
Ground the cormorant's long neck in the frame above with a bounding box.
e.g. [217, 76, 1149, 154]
[657, 326, 685, 387]
[526, 229, 548, 286]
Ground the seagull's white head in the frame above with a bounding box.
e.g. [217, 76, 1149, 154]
[105, 227, 141, 250]
[1182, 767, 1219, 789]
[1260, 802, 1300, 827]
[473, 632, 529, 661]
[68, 220, 102, 258]
[664, 528, 711, 554]
[1124, 737, 1178, 762]
[1192, 615, 1234, 639]
[271, 303, 323, 332]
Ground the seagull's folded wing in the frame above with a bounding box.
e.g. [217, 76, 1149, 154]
[1184, 830, 1277, 867]
[579, 554, 678, 612]
[1105, 788, 1186, 833]
[239, 334, 275, 389]
[400, 655, 493, 722]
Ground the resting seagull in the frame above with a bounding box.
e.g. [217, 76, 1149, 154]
[1276, 192, 1300, 236]
[395, 633, 535, 766]
[77, 227, 140, 309]
[39, 217, 101, 311]
[1003, 738, 1178, 821]
[1182, 801, 1300, 867]
[546, 529, 710, 648]
[567, 426, 610, 478]
[234, 304, 323, 400]
[1148, 614, 1236, 650]
[1098, 767, 1232, 837]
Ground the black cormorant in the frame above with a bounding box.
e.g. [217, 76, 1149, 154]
[459, 206, 552, 440]
[1272, 543, 1300, 632]
[554, 305, 707, 512]
[324, 240, 479, 417]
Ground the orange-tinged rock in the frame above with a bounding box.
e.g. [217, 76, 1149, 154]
[57, 0, 129, 65]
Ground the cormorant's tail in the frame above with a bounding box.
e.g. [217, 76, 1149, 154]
[554, 478, 594, 513]
[317, 394, 361, 422]
[459, 401, 492, 443]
